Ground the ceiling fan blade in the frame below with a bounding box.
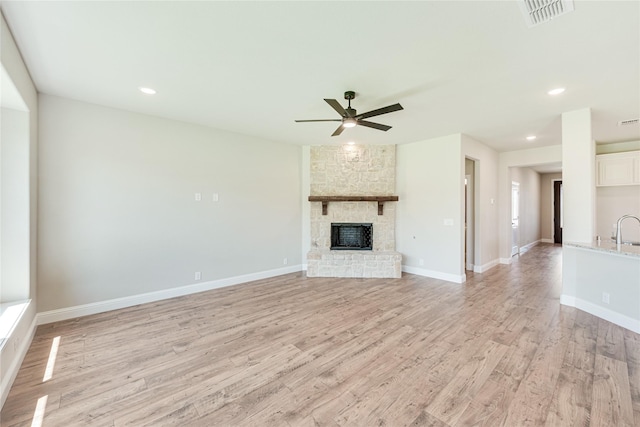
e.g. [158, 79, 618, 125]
[295, 119, 342, 122]
[357, 120, 392, 132]
[324, 99, 349, 117]
[331, 124, 346, 136]
[355, 103, 403, 120]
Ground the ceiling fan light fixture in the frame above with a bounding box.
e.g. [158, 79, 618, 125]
[295, 91, 403, 136]
[343, 118, 357, 128]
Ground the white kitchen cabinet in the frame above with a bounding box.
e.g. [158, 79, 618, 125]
[596, 151, 640, 186]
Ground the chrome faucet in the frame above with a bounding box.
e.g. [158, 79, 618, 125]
[615, 214, 640, 245]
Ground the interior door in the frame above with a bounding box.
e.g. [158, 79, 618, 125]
[553, 180, 563, 244]
[511, 182, 520, 256]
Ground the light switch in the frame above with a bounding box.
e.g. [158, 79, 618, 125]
[195, 193, 202, 201]
[212, 193, 219, 202]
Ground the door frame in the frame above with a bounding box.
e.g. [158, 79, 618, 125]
[465, 173, 474, 271]
[511, 181, 520, 256]
[552, 179, 563, 244]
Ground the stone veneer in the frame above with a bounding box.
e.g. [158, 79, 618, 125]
[307, 144, 401, 278]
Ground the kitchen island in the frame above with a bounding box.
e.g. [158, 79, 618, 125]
[562, 241, 640, 333]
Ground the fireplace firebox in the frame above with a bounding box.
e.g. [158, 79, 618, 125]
[331, 223, 373, 250]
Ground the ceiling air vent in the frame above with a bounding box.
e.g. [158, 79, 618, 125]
[618, 118, 640, 126]
[519, 0, 575, 27]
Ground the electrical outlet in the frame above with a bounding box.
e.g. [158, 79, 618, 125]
[195, 271, 201, 280]
[419, 259, 424, 266]
[212, 193, 219, 202]
[444, 218, 454, 226]
[602, 292, 610, 304]
[283, 258, 288, 265]
[195, 193, 202, 201]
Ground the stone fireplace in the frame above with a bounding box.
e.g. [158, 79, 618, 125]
[306, 144, 401, 278]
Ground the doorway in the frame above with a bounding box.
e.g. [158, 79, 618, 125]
[553, 180, 563, 244]
[511, 181, 520, 256]
[465, 174, 474, 270]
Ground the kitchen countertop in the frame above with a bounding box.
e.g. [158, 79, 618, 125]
[565, 240, 640, 258]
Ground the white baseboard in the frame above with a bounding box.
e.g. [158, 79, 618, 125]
[560, 294, 640, 334]
[519, 240, 541, 252]
[499, 257, 512, 265]
[1, 302, 37, 409]
[473, 259, 499, 273]
[37, 265, 303, 325]
[402, 265, 466, 283]
[541, 238, 554, 243]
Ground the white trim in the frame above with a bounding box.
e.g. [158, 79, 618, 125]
[560, 294, 640, 334]
[499, 257, 513, 264]
[519, 239, 541, 253]
[402, 265, 466, 283]
[465, 263, 474, 271]
[37, 265, 303, 325]
[301, 263, 308, 271]
[473, 258, 499, 273]
[541, 238, 554, 243]
[1, 305, 37, 409]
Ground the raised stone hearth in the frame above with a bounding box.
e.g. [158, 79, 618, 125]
[307, 250, 402, 278]
[307, 144, 401, 278]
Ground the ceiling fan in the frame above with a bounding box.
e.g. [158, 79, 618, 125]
[295, 91, 403, 136]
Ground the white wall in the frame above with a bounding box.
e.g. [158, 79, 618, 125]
[498, 145, 562, 261]
[540, 172, 562, 242]
[561, 108, 595, 243]
[563, 246, 639, 334]
[396, 134, 464, 283]
[596, 140, 640, 154]
[597, 186, 640, 242]
[0, 10, 38, 409]
[510, 167, 541, 249]
[1, 108, 29, 301]
[38, 95, 302, 312]
[462, 134, 499, 271]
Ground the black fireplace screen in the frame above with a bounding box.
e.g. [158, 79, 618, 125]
[331, 223, 373, 250]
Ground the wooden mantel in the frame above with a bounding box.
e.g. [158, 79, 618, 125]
[308, 195, 399, 215]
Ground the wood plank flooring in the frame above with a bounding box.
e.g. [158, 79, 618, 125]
[1, 244, 638, 426]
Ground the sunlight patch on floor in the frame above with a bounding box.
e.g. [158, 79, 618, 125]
[43, 336, 60, 382]
[30, 395, 48, 427]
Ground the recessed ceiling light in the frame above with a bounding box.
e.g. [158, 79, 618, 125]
[547, 87, 565, 96]
[139, 87, 156, 95]
[526, 135, 537, 141]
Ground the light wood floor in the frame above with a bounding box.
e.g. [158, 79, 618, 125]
[1, 244, 638, 426]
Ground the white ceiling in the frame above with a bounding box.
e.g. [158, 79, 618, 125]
[1, 1, 638, 152]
